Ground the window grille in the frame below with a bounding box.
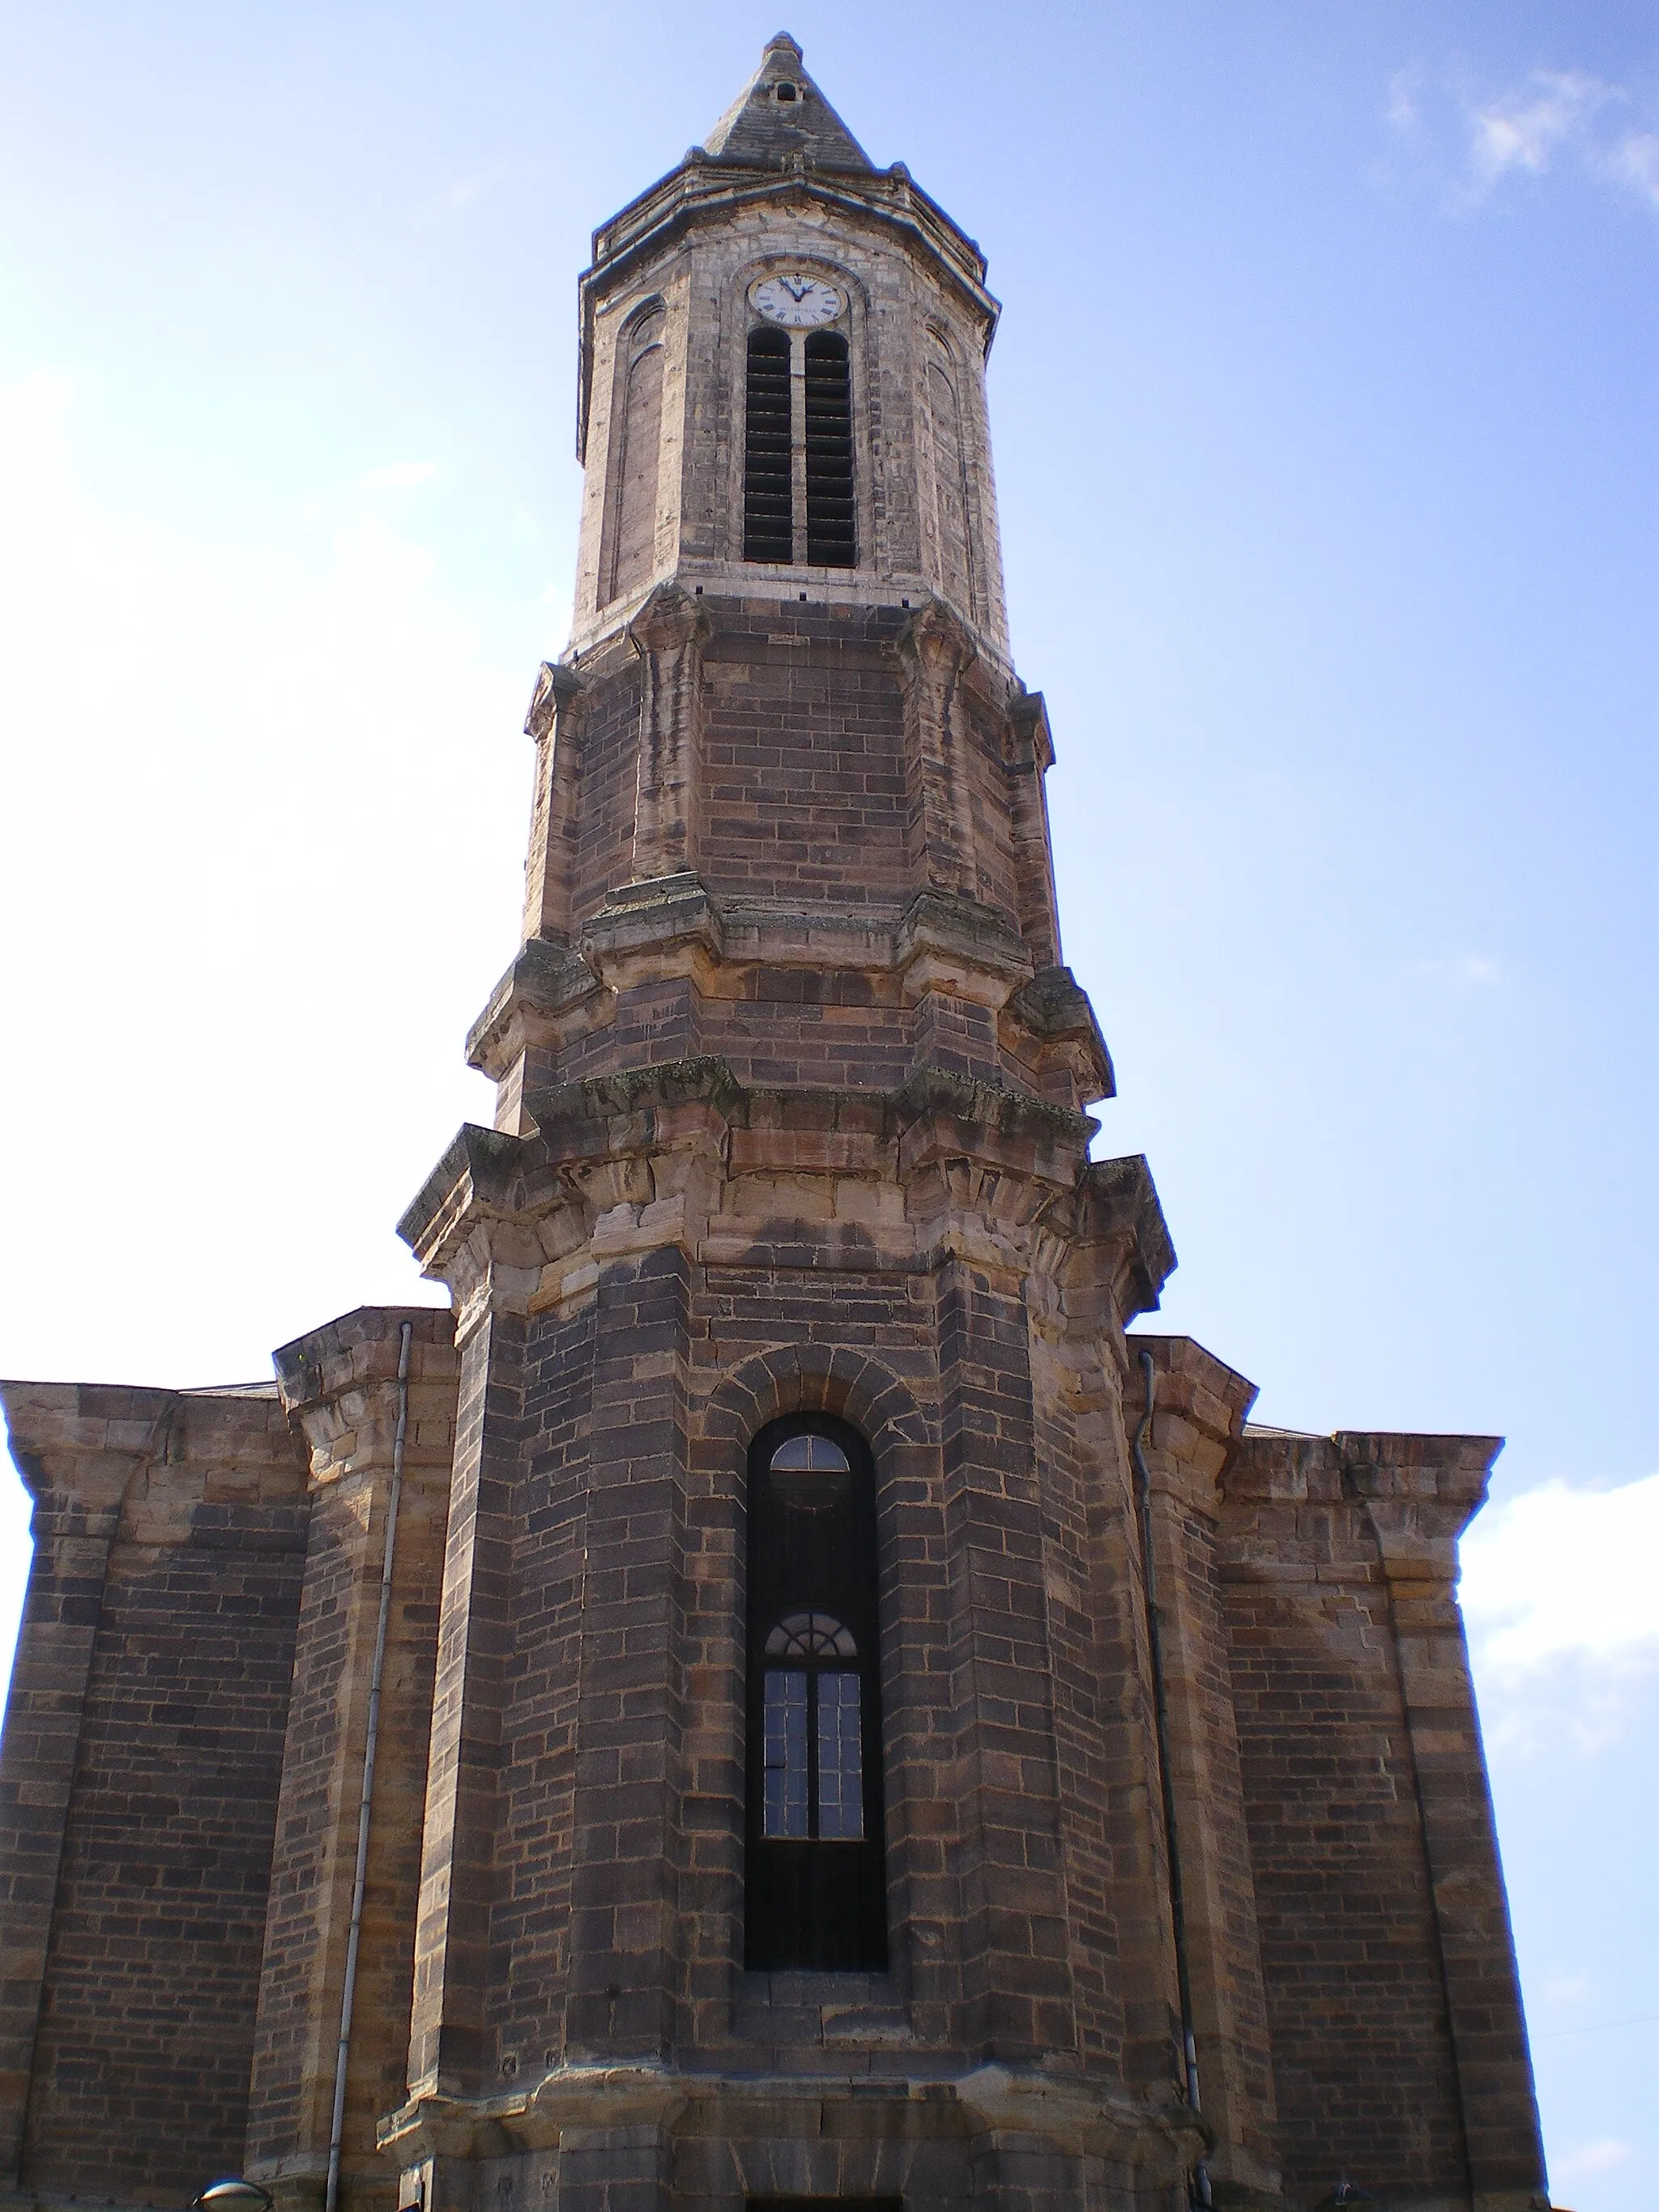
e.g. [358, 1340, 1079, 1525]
[742, 309, 857, 569]
[743, 327, 793, 563]
[804, 331, 855, 566]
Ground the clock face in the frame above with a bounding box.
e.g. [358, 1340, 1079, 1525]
[750, 274, 844, 328]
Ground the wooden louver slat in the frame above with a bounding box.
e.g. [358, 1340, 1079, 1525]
[743, 327, 793, 562]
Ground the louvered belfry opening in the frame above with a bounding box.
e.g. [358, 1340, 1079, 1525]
[743, 326, 792, 561]
[804, 330, 855, 566]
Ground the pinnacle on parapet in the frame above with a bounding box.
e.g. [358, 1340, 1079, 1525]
[702, 33, 873, 173]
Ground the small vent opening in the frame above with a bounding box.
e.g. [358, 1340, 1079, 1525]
[804, 330, 855, 568]
[775, 81, 798, 101]
[744, 326, 792, 563]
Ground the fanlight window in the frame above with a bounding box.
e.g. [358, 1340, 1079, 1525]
[770, 1434, 849, 1474]
[766, 1612, 857, 1657]
[745, 1417, 886, 1969]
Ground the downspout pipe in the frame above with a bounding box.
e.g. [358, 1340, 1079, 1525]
[1133, 1348, 1213, 2212]
[325, 1319, 413, 2212]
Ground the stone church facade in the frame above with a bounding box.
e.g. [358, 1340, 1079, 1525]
[1, 39, 1546, 2212]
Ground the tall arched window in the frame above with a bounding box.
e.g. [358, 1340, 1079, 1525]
[599, 303, 665, 604]
[745, 1417, 887, 1971]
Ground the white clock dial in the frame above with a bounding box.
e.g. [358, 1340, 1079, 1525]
[750, 274, 844, 328]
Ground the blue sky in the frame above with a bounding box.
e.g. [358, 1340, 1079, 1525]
[1, 3, 1654, 2201]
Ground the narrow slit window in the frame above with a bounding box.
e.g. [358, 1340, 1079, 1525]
[743, 327, 793, 563]
[804, 330, 855, 567]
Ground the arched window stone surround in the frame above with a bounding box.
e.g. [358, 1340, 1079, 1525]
[599, 298, 667, 606]
[686, 1345, 942, 1997]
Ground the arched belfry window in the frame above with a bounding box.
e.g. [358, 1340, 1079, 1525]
[745, 1417, 887, 1971]
[743, 327, 792, 564]
[742, 280, 857, 570]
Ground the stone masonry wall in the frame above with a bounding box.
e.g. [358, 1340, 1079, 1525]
[0, 1383, 309, 2205]
[1219, 1429, 1537, 2203]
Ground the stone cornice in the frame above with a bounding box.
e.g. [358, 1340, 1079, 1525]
[378, 2059, 1204, 2168]
[1130, 1333, 1260, 1519]
[396, 1123, 538, 1277]
[1218, 1429, 1505, 1588]
[578, 159, 997, 460]
[1082, 1155, 1178, 1323]
[466, 885, 1063, 1085]
[1005, 965, 1115, 1100]
[398, 1061, 1174, 1324]
[272, 1306, 458, 1492]
[0, 1379, 300, 1515]
[464, 937, 603, 1076]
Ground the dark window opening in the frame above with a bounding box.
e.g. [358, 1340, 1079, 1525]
[804, 330, 855, 567]
[774, 81, 798, 101]
[749, 2202, 901, 2212]
[745, 1417, 887, 1971]
[743, 326, 792, 563]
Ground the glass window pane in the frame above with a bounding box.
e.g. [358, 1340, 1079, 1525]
[770, 1432, 850, 1475]
[816, 1671, 864, 1839]
[766, 1612, 856, 1659]
[762, 1669, 808, 1837]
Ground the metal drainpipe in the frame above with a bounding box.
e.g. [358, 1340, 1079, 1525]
[1132, 1347, 1213, 2212]
[325, 1320, 413, 2212]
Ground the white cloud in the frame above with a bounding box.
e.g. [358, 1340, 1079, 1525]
[1606, 130, 1659, 210]
[1541, 1971, 1593, 2009]
[1414, 950, 1503, 987]
[1453, 68, 1659, 216]
[1555, 2139, 1633, 2184]
[1386, 70, 1420, 135]
[1465, 70, 1616, 187]
[1461, 1473, 1659, 1677]
[1384, 66, 1659, 218]
[361, 459, 441, 489]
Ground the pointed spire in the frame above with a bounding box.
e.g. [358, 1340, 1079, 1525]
[702, 32, 873, 173]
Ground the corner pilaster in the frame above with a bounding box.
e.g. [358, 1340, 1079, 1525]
[899, 599, 980, 900]
[0, 1390, 157, 2185]
[1353, 1439, 1549, 2212]
[521, 663, 585, 948]
[247, 1311, 458, 2212]
[627, 583, 709, 887]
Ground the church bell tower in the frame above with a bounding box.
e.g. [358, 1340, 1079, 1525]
[0, 32, 1550, 2212]
[394, 29, 1213, 2205]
